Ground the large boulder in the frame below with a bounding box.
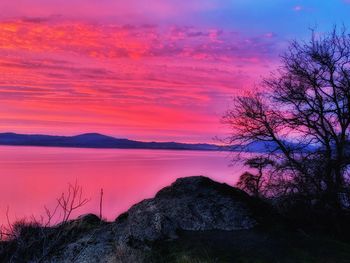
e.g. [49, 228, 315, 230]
[1, 176, 272, 263]
[113, 176, 266, 247]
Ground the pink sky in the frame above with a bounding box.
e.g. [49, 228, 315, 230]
[1, 0, 348, 142]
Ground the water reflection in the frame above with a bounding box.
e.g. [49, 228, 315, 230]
[0, 146, 244, 223]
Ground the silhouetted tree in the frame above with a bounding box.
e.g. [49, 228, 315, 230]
[236, 157, 274, 197]
[57, 180, 90, 223]
[223, 27, 350, 212]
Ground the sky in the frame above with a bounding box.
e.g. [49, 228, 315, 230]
[1, 1, 350, 143]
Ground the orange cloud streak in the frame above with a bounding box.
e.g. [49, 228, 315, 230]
[0, 19, 279, 142]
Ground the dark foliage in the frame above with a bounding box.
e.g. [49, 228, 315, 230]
[223, 26, 350, 235]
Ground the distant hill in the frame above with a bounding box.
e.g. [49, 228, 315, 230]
[0, 132, 222, 151]
[0, 132, 316, 152]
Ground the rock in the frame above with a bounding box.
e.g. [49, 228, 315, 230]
[1, 176, 271, 263]
[76, 213, 101, 224]
[113, 176, 262, 248]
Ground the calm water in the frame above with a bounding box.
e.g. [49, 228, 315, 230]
[0, 146, 244, 224]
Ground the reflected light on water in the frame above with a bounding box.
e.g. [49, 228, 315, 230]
[0, 146, 244, 223]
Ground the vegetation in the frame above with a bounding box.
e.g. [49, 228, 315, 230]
[0, 181, 92, 262]
[235, 157, 274, 197]
[223, 27, 350, 236]
[148, 228, 350, 263]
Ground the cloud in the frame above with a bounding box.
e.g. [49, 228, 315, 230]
[0, 18, 281, 142]
[0, 20, 279, 63]
[293, 5, 303, 11]
[0, 1, 224, 22]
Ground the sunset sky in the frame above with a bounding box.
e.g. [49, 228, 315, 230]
[1, 1, 350, 143]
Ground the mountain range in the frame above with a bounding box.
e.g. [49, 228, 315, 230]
[0, 132, 224, 151]
[0, 132, 318, 153]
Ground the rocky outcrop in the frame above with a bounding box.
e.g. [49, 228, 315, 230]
[113, 176, 262, 246]
[1, 176, 271, 263]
